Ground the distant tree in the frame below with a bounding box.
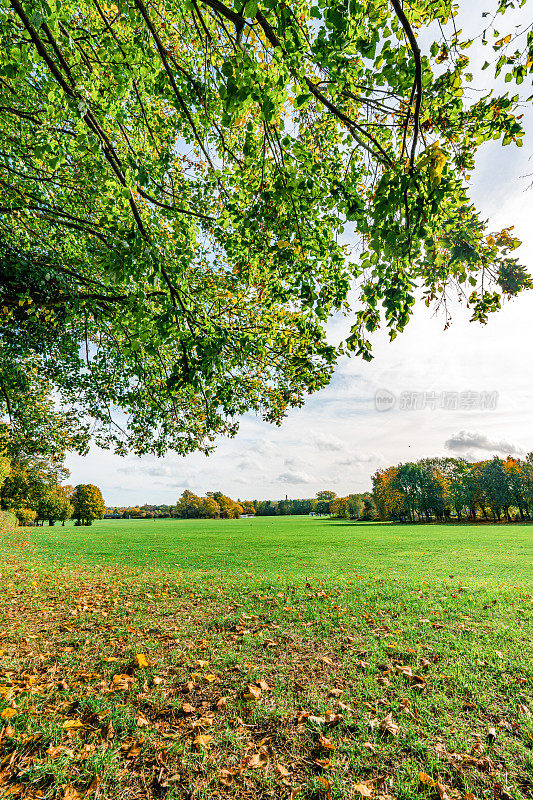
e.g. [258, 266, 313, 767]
[198, 497, 221, 519]
[240, 501, 256, 516]
[37, 485, 72, 526]
[72, 484, 105, 526]
[174, 490, 203, 519]
[217, 495, 243, 519]
[330, 497, 349, 518]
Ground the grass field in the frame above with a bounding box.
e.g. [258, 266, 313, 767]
[0, 517, 532, 800]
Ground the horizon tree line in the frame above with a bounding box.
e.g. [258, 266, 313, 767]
[372, 455, 533, 522]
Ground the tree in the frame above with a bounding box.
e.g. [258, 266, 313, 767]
[72, 484, 105, 526]
[217, 495, 243, 519]
[1, 0, 531, 456]
[174, 490, 203, 519]
[198, 497, 221, 519]
[37, 485, 72, 526]
[15, 507, 36, 527]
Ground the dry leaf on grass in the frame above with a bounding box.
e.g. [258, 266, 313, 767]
[1, 708, 17, 720]
[379, 713, 400, 737]
[220, 769, 234, 786]
[135, 653, 149, 668]
[275, 763, 290, 778]
[328, 688, 343, 698]
[318, 734, 335, 751]
[420, 773, 435, 787]
[243, 685, 261, 701]
[317, 775, 332, 800]
[354, 782, 373, 797]
[193, 734, 213, 750]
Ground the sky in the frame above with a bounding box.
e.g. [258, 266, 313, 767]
[65, 4, 533, 507]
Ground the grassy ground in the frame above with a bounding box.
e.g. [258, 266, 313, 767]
[0, 518, 532, 800]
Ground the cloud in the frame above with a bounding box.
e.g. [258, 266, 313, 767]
[444, 430, 521, 456]
[334, 451, 376, 466]
[236, 458, 262, 472]
[313, 432, 346, 452]
[277, 470, 315, 485]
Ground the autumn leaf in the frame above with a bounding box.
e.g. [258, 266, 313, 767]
[354, 782, 373, 797]
[135, 653, 149, 668]
[419, 772, 435, 787]
[243, 685, 261, 701]
[193, 734, 213, 750]
[317, 775, 332, 800]
[248, 749, 269, 768]
[328, 688, 343, 698]
[318, 734, 335, 751]
[1, 708, 17, 720]
[220, 769, 234, 786]
[136, 712, 150, 727]
[62, 718, 84, 730]
[86, 776, 100, 794]
[379, 713, 400, 737]
[276, 763, 291, 777]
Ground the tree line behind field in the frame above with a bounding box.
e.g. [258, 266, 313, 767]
[105, 490, 377, 520]
[373, 455, 533, 523]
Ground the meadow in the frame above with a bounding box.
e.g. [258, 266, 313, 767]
[0, 517, 532, 800]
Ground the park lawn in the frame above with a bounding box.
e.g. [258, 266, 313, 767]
[0, 518, 532, 800]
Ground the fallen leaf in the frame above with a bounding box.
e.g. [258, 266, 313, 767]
[248, 749, 269, 768]
[314, 758, 330, 769]
[308, 715, 326, 726]
[325, 710, 343, 726]
[126, 737, 144, 758]
[318, 734, 335, 751]
[135, 653, 149, 669]
[136, 712, 150, 727]
[436, 782, 450, 800]
[518, 703, 531, 717]
[243, 685, 261, 701]
[1, 708, 16, 720]
[379, 713, 400, 737]
[276, 763, 291, 777]
[216, 696, 227, 710]
[354, 782, 373, 797]
[193, 734, 213, 750]
[62, 719, 84, 730]
[220, 769, 234, 786]
[419, 773, 435, 787]
[63, 788, 84, 800]
[317, 775, 332, 800]
[328, 688, 343, 698]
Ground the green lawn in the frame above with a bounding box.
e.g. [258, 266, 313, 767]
[23, 516, 533, 589]
[1, 518, 532, 800]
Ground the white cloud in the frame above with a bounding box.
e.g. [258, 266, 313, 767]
[277, 471, 315, 485]
[444, 431, 522, 456]
[313, 432, 346, 452]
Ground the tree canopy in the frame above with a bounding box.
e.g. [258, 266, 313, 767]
[1, 0, 531, 456]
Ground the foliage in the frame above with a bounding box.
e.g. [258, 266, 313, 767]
[72, 483, 106, 525]
[15, 506, 37, 526]
[37, 484, 73, 526]
[331, 493, 377, 520]
[373, 454, 533, 522]
[0, 509, 17, 533]
[174, 490, 242, 519]
[1, 0, 531, 454]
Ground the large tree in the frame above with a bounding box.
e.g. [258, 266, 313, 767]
[1, 0, 531, 455]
